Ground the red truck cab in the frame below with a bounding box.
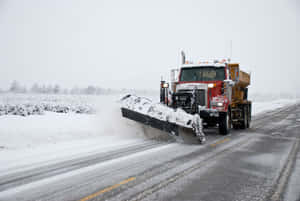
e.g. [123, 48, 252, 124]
[169, 61, 233, 134]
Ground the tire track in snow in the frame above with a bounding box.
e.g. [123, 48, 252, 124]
[0, 140, 169, 192]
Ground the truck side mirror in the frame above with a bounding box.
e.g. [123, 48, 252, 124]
[160, 80, 169, 105]
[224, 79, 235, 87]
[171, 69, 179, 82]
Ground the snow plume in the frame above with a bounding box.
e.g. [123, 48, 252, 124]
[0, 94, 169, 150]
[0, 93, 297, 150]
[93, 96, 145, 139]
[0, 95, 137, 150]
[92, 94, 172, 141]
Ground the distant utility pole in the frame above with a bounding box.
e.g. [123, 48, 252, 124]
[228, 40, 232, 63]
[229, 40, 232, 61]
[181, 50, 186, 64]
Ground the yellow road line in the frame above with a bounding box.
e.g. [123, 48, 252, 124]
[210, 138, 230, 147]
[79, 177, 136, 201]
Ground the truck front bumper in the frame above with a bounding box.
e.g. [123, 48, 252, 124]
[199, 108, 219, 118]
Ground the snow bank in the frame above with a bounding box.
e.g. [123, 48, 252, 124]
[0, 94, 298, 173]
[0, 94, 94, 116]
[0, 94, 156, 173]
[252, 99, 298, 115]
[0, 94, 298, 151]
[0, 94, 150, 150]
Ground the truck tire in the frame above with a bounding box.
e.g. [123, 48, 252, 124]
[240, 106, 247, 129]
[219, 112, 230, 135]
[246, 105, 251, 128]
[246, 117, 250, 128]
[232, 123, 239, 129]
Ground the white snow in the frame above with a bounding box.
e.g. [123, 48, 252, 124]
[0, 93, 94, 116]
[121, 94, 198, 128]
[0, 94, 151, 149]
[252, 99, 298, 115]
[0, 94, 298, 173]
[0, 94, 151, 172]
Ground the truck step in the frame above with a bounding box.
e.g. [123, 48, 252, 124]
[231, 108, 242, 112]
[231, 119, 244, 122]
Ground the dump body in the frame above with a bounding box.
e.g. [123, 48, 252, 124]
[229, 63, 251, 106]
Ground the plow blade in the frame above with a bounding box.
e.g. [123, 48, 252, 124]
[121, 107, 179, 136]
[120, 94, 206, 143]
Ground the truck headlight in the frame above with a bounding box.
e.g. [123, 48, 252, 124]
[208, 83, 215, 88]
[217, 102, 223, 107]
[162, 83, 169, 88]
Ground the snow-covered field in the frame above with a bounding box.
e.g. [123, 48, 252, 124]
[0, 93, 297, 150]
[251, 99, 297, 115]
[0, 93, 95, 116]
[0, 93, 298, 173]
[0, 94, 150, 149]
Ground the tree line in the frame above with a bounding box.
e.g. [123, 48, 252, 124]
[3, 80, 119, 95]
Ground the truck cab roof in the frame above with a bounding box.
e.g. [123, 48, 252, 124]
[181, 63, 226, 68]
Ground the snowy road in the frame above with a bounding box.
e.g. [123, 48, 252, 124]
[0, 103, 299, 201]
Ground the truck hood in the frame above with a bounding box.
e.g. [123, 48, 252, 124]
[176, 83, 208, 91]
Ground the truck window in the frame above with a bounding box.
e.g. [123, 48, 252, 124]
[180, 67, 225, 82]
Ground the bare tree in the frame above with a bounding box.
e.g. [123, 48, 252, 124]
[31, 83, 40, 93]
[46, 85, 54, 93]
[70, 86, 80, 94]
[9, 80, 24, 93]
[85, 86, 96, 94]
[53, 84, 61, 94]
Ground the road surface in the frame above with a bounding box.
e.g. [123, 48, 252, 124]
[0, 103, 299, 201]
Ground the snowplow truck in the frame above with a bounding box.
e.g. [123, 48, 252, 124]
[121, 52, 251, 143]
[167, 53, 251, 134]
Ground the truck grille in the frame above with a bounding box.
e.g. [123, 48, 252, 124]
[173, 89, 206, 113]
[194, 89, 206, 107]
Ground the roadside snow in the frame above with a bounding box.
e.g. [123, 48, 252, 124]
[0, 109, 146, 150]
[0, 93, 94, 116]
[0, 94, 298, 173]
[0, 113, 96, 149]
[0, 137, 144, 175]
[0, 94, 150, 171]
[252, 99, 298, 115]
[0, 96, 297, 151]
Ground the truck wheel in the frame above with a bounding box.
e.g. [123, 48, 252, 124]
[219, 112, 230, 135]
[246, 117, 250, 128]
[232, 123, 239, 129]
[240, 106, 247, 129]
[246, 106, 251, 128]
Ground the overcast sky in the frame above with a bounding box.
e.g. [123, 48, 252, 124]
[0, 0, 299, 93]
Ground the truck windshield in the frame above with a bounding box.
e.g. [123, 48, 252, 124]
[180, 67, 225, 82]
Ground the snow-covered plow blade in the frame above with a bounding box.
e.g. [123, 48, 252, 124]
[120, 94, 205, 143]
[121, 108, 180, 135]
